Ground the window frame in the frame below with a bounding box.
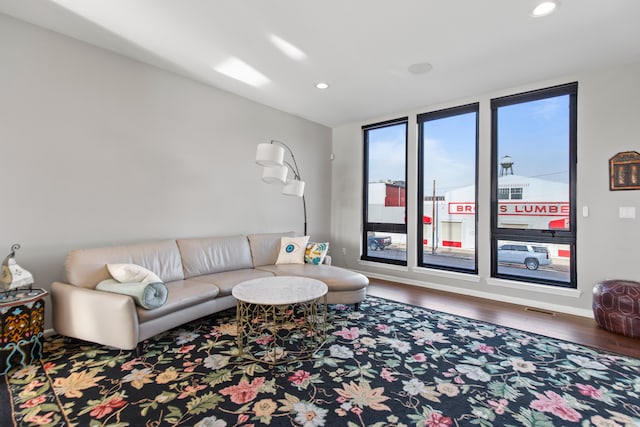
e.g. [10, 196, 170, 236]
[417, 103, 479, 274]
[490, 82, 578, 288]
[362, 117, 408, 266]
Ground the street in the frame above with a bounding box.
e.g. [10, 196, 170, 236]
[368, 247, 569, 282]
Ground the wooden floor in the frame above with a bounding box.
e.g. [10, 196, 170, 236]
[367, 278, 640, 359]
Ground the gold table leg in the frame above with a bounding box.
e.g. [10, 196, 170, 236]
[235, 295, 327, 365]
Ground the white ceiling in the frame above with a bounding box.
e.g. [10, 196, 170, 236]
[2, 0, 640, 127]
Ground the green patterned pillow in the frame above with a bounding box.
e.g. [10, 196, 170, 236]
[305, 242, 329, 265]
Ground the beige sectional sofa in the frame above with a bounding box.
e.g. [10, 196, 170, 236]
[51, 232, 368, 351]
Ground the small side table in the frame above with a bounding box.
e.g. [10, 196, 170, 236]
[0, 288, 48, 375]
[233, 276, 328, 365]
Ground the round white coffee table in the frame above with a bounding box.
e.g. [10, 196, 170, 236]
[232, 276, 328, 365]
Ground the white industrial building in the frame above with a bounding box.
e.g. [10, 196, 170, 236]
[369, 174, 570, 259]
[423, 174, 569, 258]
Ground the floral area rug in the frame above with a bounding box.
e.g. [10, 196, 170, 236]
[2, 296, 640, 426]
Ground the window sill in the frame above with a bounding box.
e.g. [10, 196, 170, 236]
[486, 277, 582, 298]
[412, 266, 480, 283]
[358, 260, 409, 272]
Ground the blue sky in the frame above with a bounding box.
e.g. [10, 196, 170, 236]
[367, 124, 407, 182]
[498, 95, 569, 183]
[367, 95, 570, 193]
[423, 112, 477, 194]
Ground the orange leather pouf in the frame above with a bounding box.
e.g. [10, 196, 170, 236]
[592, 280, 640, 338]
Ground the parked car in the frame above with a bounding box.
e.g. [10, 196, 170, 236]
[367, 235, 392, 251]
[497, 244, 551, 270]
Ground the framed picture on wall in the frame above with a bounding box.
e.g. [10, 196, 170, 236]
[609, 151, 640, 190]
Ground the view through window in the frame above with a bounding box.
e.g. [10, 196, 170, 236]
[362, 118, 408, 265]
[418, 104, 478, 273]
[361, 84, 576, 289]
[491, 83, 577, 287]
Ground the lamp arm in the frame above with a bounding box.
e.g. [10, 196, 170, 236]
[282, 161, 300, 179]
[271, 140, 302, 180]
[269, 139, 306, 235]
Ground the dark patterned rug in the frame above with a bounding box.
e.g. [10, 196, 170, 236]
[2, 296, 640, 426]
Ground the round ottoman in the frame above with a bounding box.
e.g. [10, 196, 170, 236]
[592, 280, 640, 338]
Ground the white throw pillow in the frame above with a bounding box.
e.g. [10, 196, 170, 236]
[107, 263, 162, 284]
[275, 236, 310, 265]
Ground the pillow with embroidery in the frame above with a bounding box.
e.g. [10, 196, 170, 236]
[275, 236, 310, 264]
[305, 242, 329, 265]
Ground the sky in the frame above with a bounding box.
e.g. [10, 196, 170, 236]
[367, 94, 570, 193]
[367, 123, 407, 183]
[498, 95, 570, 183]
[422, 112, 477, 194]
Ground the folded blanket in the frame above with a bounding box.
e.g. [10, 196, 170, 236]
[96, 279, 168, 309]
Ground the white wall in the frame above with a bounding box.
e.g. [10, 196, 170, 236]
[0, 14, 331, 327]
[331, 62, 640, 317]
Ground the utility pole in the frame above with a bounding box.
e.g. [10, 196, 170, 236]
[424, 180, 444, 255]
[432, 180, 436, 254]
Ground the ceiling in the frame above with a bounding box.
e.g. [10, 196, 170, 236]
[2, 0, 640, 127]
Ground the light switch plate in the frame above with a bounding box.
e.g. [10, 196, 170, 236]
[619, 206, 636, 219]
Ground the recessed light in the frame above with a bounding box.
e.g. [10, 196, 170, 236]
[408, 62, 433, 75]
[316, 82, 329, 89]
[531, 1, 559, 17]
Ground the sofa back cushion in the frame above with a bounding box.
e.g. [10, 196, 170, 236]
[176, 235, 253, 277]
[247, 231, 296, 267]
[66, 240, 184, 288]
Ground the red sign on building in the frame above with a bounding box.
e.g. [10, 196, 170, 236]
[498, 202, 569, 216]
[448, 202, 569, 216]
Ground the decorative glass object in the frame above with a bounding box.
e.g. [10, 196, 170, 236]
[0, 244, 34, 291]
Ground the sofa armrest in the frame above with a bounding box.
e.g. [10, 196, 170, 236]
[51, 281, 140, 350]
[323, 255, 332, 265]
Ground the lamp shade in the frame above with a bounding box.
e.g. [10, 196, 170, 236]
[282, 179, 305, 197]
[262, 165, 288, 184]
[256, 143, 285, 167]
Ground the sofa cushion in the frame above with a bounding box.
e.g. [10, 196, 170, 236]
[66, 240, 184, 289]
[189, 268, 274, 297]
[137, 279, 220, 323]
[176, 236, 253, 278]
[255, 264, 369, 292]
[247, 231, 295, 267]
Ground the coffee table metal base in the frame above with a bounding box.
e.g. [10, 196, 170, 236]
[236, 296, 327, 365]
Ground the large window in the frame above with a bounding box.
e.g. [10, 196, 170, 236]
[417, 104, 478, 273]
[491, 83, 577, 288]
[362, 118, 408, 265]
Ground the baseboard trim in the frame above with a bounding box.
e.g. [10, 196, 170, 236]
[359, 270, 594, 319]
